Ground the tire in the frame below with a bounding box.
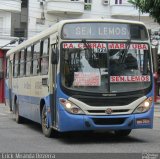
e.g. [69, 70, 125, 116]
[41, 106, 54, 138]
[114, 129, 132, 137]
[15, 102, 23, 124]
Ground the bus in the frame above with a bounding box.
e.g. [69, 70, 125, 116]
[5, 19, 154, 137]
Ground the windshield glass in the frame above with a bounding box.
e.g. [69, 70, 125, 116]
[61, 42, 151, 93]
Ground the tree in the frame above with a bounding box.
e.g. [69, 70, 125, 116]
[128, 0, 160, 24]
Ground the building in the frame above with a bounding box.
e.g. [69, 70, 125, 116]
[0, 0, 159, 103]
[0, 0, 28, 103]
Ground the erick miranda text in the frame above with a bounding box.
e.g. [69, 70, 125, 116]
[1, 153, 56, 159]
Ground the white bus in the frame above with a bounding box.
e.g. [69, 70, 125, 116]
[5, 19, 154, 137]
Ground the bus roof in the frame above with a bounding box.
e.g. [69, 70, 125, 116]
[6, 18, 146, 57]
[60, 18, 145, 25]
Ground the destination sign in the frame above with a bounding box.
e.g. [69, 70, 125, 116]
[110, 76, 150, 83]
[62, 43, 148, 50]
[62, 23, 130, 40]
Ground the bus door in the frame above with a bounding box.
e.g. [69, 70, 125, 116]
[49, 43, 58, 127]
[8, 60, 13, 111]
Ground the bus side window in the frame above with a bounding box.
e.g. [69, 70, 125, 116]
[6, 58, 9, 79]
[33, 42, 40, 76]
[26, 47, 32, 76]
[52, 43, 57, 83]
[13, 54, 15, 77]
[13, 52, 20, 77]
[41, 38, 49, 75]
[20, 49, 25, 77]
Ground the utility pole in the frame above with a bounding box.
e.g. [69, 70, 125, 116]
[139, 8, 141, 21]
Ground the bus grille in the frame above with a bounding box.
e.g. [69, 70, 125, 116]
[72, 95, 139, 106]
[92, 118, 126, 125]
[87, 109, 129, 114]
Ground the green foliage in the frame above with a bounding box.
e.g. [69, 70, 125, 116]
[128, 0, 160, 24]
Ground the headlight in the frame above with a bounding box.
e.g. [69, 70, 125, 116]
[133, 97, 153, 114]
[59, 98, 85, 115]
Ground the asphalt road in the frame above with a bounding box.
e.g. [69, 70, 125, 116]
[0, 104, 160, 158]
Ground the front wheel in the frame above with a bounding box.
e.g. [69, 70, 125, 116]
[41, 106, 54, 138]
[114, 129, 132, 137]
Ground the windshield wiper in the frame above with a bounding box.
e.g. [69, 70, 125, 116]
[119, 39, 131, 63]
[81, 39, 102, 76]
[81, 39, 92, 53]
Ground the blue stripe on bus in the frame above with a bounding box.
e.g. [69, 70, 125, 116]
[16, 95, 43, 105]
[12, 93, 51, 124]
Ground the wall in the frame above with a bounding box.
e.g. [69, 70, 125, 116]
[0, 11, 11, 39]
[80, 0, 110, 19]
[27, 0, 111, 38]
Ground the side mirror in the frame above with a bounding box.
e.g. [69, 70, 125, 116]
[51, 48, 59, 64]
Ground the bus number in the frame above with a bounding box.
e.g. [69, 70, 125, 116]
[96, 48, 107, 53]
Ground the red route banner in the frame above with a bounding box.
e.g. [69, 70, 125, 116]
[108, 43, 148, 50]
[63, 43, 148, 50]
[63, 43, 106, 49]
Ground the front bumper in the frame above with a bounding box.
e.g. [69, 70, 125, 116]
[57, 106, 154, 132]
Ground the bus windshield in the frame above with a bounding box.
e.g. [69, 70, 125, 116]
[61, 42, 151, 94]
